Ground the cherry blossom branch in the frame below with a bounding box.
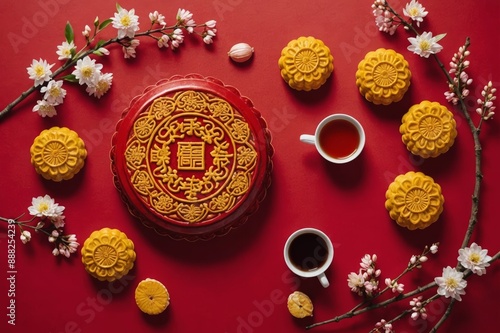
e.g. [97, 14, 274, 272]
[1, 195, 79, 258]
[307, 1, 497, 332]
[0, 6, 216, 120]
[307, 251, 499, 330]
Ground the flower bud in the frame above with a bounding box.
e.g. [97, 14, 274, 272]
[228, 43, 254, 63]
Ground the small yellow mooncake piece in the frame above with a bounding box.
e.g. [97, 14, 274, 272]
[135, 278, 170, 315]
[385, 171, 444, 230]
[287, 291, 313, 318]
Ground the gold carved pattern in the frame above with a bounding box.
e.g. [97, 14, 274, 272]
[125, 90, 258, 224]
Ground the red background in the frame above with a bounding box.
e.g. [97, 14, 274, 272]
[0, 1, 499, 332]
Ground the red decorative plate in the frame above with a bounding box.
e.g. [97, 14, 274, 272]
[111, 74, 273, 241]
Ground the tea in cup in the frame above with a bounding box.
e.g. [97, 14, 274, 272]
[300, 114, 365, 164]
[283, 228, 334, 288]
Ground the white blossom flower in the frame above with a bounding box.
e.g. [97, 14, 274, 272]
[430, 243, 439, 254]
[171, 29, 184, 49]
[364, 279, 379, 296]
[40, 80, 66, 105]
[157, 35, 170, 49]
[56, 41, 76, 60]
[385, 278, 404, 293]
[86, 72, 113, 99]
[28, 195, 65, 218]
[202, 29, 216, 44]
[360, 254, 373, 269]
[26, 58, 54, 87]
[20, 230, 32, 244]
[403, 0, 428, 27]
[32, 100, 57, 117]
[82, 24, 91, 38]
[149, 10, 166, 26]
[111, 7, 140, 39]
[434, 266, 467, 301]
[458, 242, 492, 276]
[72, 56, 103, 85]
[407, 32, 443, 58]
[347, 272, 365, 293]
[51, 215, 65, 229]
[66, 234, 79, 252]
[56, 234, 79, 258]
[177, 8, 196, 33]
[122, 39, 140, 59]
[205, 20, 216, 28]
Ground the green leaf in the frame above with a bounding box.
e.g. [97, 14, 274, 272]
[93, 50, 103, 56]
[93, 16, 99, 28]
[61, 74, 78, 83]
[65, 21, 74, 43]
[96, 39, 106, 48]
[99, 19, 113, 30]
[434, 33, 447, 43]
[116, 3, 122, 11]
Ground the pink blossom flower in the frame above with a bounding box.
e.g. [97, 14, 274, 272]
[122, 39, 140, 59]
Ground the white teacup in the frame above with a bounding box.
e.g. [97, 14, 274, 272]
[300, 114, 365, 164]
[283, 228, 334, 288]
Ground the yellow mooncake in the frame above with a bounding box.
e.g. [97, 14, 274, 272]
[355, 48, 411, 105]
[385, 171, 444, 230]
[278, 36, 334, 91]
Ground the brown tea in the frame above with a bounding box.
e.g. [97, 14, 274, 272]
[288, 233, 329, 272]
[318, 119, 360, 159]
